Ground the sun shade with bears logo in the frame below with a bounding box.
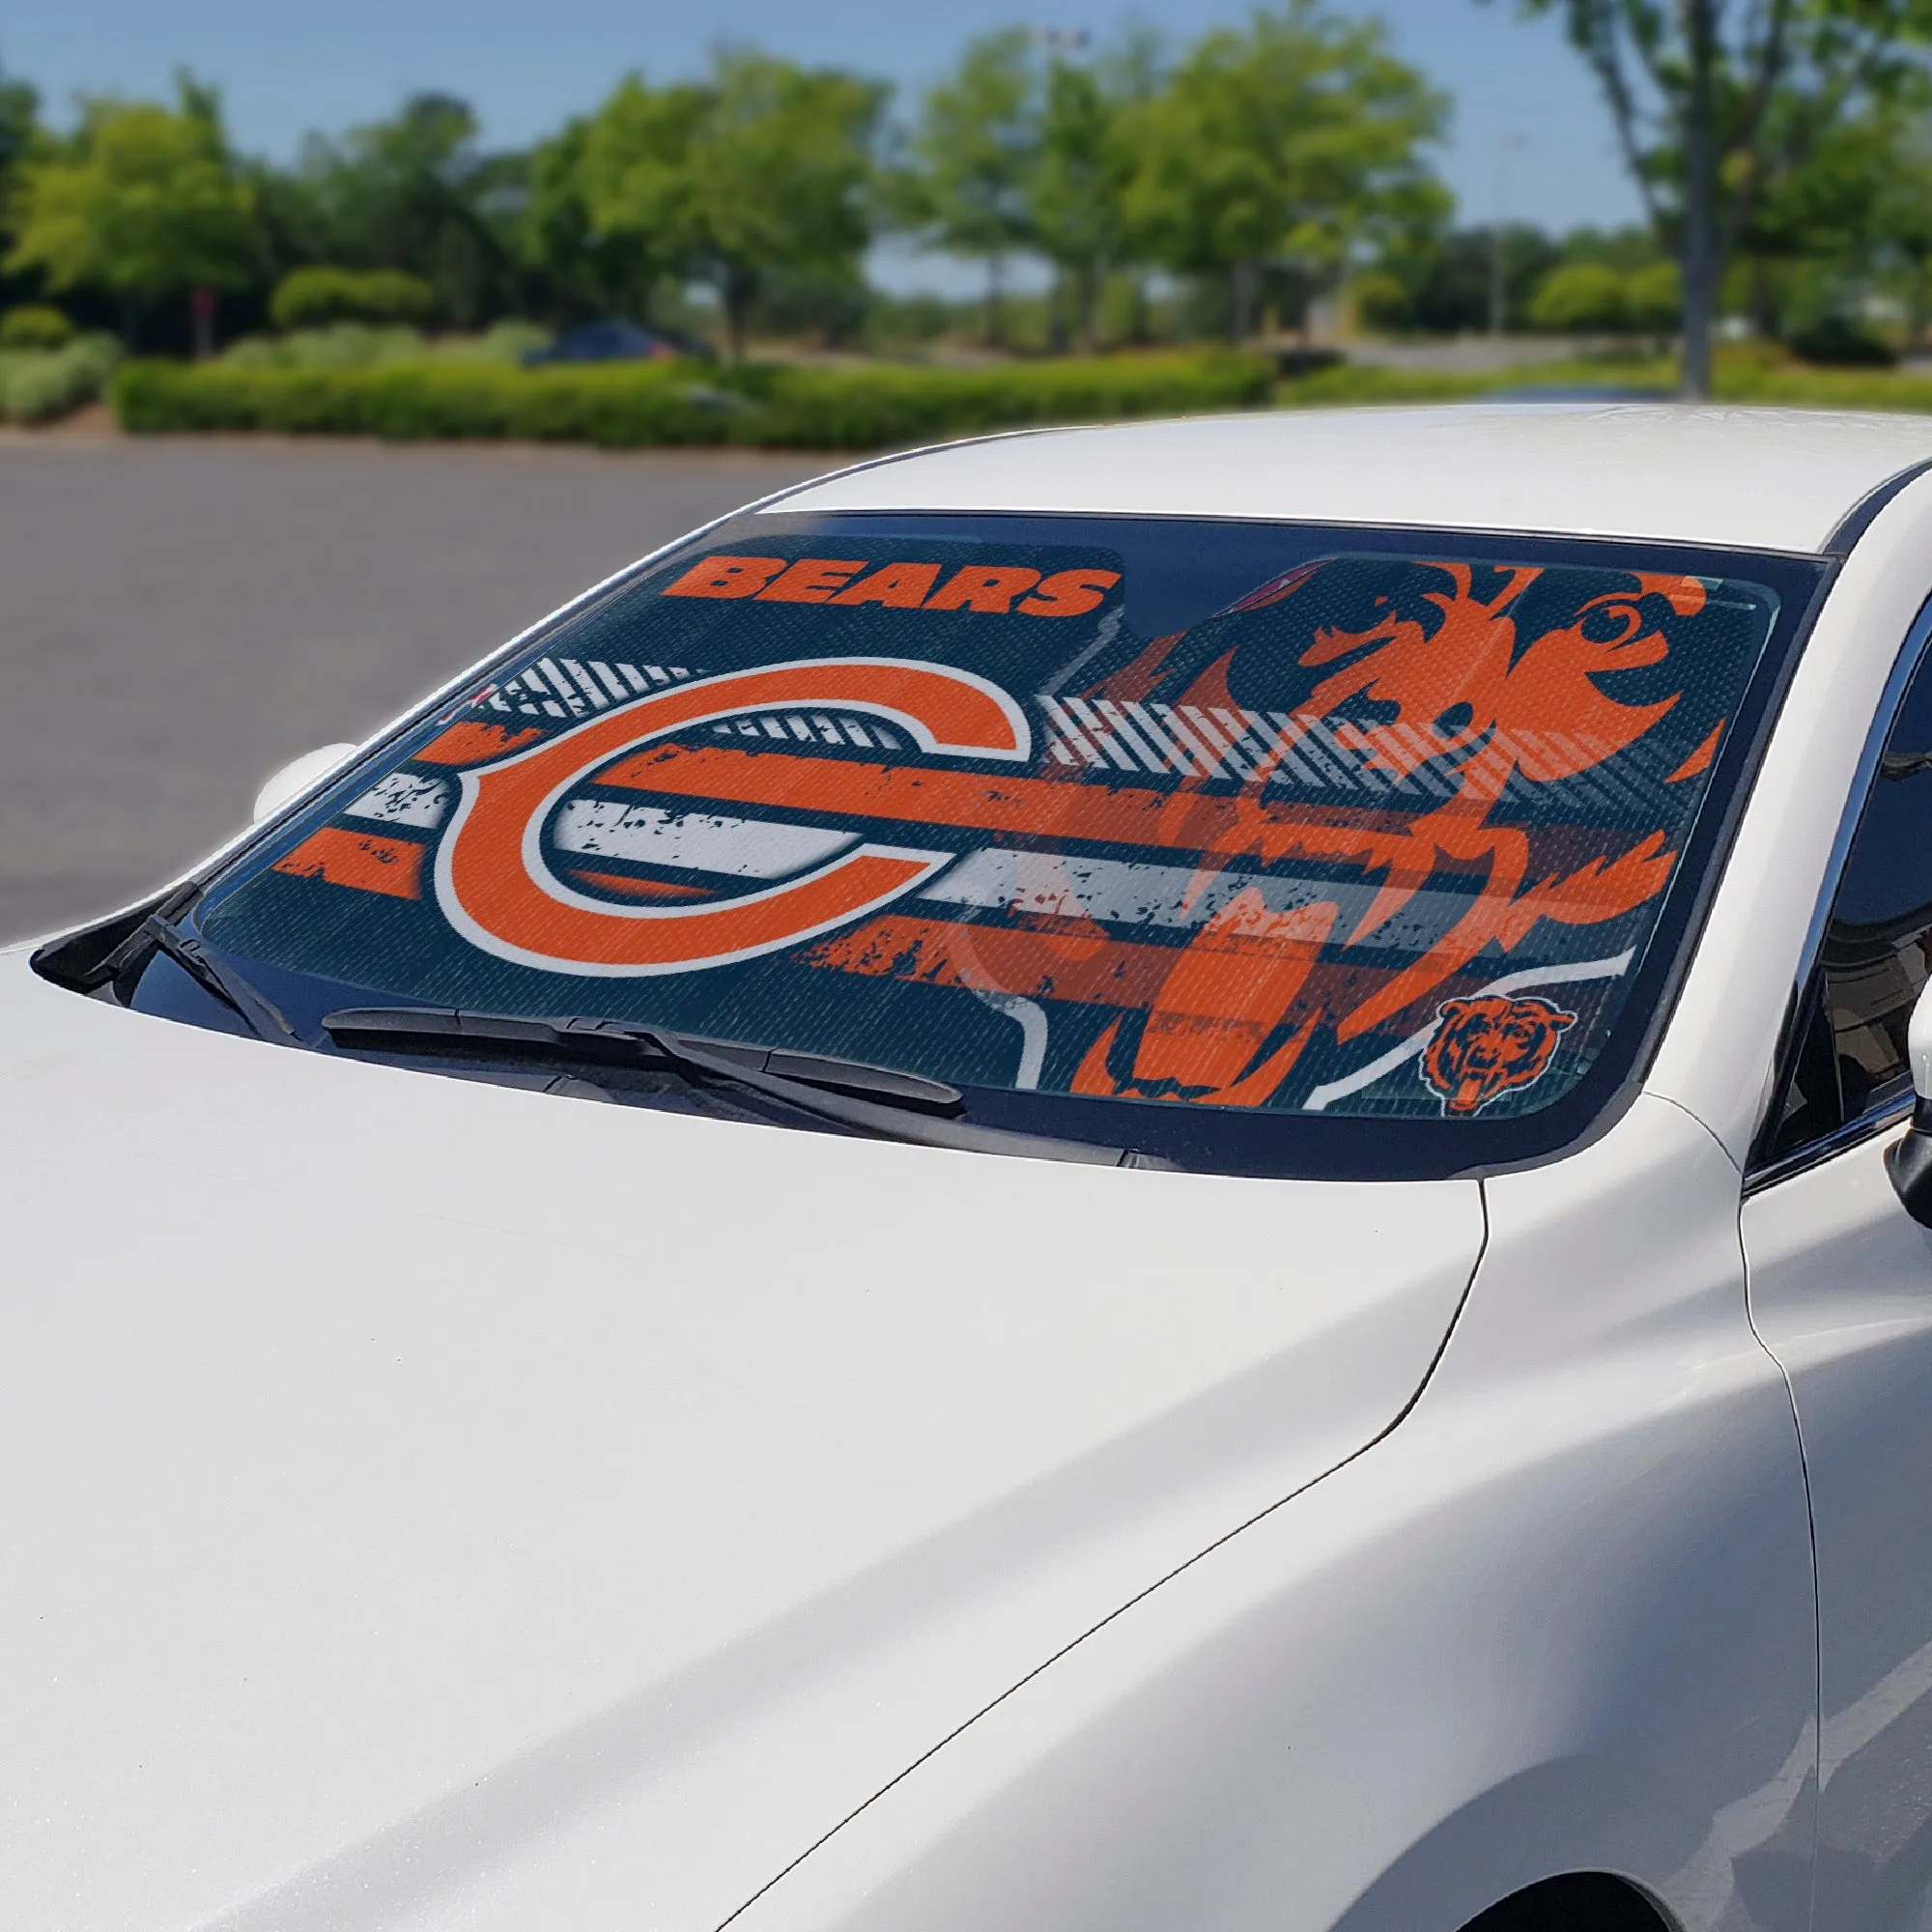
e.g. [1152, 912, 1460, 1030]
[197, 517, 1786, 1144]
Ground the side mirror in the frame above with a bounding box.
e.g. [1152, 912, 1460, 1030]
[1889, 979, 1932, 1224]
[252, 743, 355, 824]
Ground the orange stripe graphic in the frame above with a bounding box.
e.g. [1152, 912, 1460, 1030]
[418, 722, 545, 765]
[274, 828, 426, 898]
[598, 742, 1249, 851]
[808, 911, 1364, 1018]
[561, 868, 712, 900]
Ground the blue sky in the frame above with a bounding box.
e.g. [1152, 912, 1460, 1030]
[5, 0, 1644, 287]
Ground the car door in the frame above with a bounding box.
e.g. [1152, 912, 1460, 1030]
[1743, 628, 1932, 1932]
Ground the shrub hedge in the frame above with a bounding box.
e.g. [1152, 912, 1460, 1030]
[110, 349, 1274, 449]
[127, 344, 1932, 442]
[269, 267, 436, 331]
[0, 333, 120, 424]
[0, 303, 76, 350]
[216, 318, 553, 373]
[1270, 346, 1932, 412]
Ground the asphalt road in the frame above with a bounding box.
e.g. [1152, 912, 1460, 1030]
[0, 437, 826, 941]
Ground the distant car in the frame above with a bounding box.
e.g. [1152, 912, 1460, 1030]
[26, 404, 1932, 1932]
[521, 318, 711, 365]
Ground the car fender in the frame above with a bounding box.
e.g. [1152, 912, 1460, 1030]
[728, 1095, 1815, 1932]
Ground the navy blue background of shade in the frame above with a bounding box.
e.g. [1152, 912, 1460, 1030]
[460, 530, 1766, 1122]
[185, 513, 1828, 1180]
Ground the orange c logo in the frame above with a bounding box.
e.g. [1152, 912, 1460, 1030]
[434, 657, 1030, 975]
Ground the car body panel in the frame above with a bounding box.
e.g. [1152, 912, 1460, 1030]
[0, 954, 1480, 1932]
[1744, 1130, 1932, 1932]
[724, 1097, 1815, 1932]
[777, 405, 1932, 554]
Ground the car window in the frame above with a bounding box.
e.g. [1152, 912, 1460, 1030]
[1762, 642, 1932, 1164]
[133, 513, 1814, 1179]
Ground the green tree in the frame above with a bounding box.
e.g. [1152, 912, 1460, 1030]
[269, 265, 433, 329]
[1868, 114, 1932, 345]
[690, 52, 884, 358]
[1528, 259, 1627, 330]
[0, 58, 45, 315]
[1724, 104, 1876, 335]
[1350, 267, 1414, 329]
[1559, 222, 1668, 270]
[1625, 257, 1685, 329]
[294, 95, 523, 327]
[568, 75, 711, 327]
[1029, 53, 1135, 351]
[1373, 222, 1561, 333]
[1722, 82, 1932, 344]
[6, 77, 254, 349]
[1101, 26, 1171, 344]
[0, 58, 37, 185]
[1125, 1, 1445, 341]
[582, 53, 884, 359]
[523, 108, 668, 324]
[1526, 246, 1681, 335]
[1502, 0, 1932, 397]
[898, 30, 1037, 345]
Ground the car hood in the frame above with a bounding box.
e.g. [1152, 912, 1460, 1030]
[0, 952, 1483, 1932]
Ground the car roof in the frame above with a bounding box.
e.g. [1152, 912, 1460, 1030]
[772, 403, 1932, 555]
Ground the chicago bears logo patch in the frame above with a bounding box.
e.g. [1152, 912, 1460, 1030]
[432, 658, 1030, 978]
[1420, 994, 1577, 1117]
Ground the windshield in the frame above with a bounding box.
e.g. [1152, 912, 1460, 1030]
[131, 510, 1817, 1178]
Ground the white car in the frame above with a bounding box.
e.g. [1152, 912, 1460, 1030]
[18, 404, 1932, 1932]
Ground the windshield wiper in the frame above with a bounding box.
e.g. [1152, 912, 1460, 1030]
[141, 915, 300, 1044]
[321, 1007, 1169, 1168]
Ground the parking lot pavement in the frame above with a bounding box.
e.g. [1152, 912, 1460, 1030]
[0, 438, 826, 941]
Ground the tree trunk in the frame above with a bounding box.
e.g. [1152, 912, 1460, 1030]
[1230, 259, 1259, 343]
[984, 254, 1005, 349]
[723, 265, 756, 362]
[1679, 0, 1719, 400]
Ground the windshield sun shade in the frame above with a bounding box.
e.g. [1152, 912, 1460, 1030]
[175, 511, 1813, 1179]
